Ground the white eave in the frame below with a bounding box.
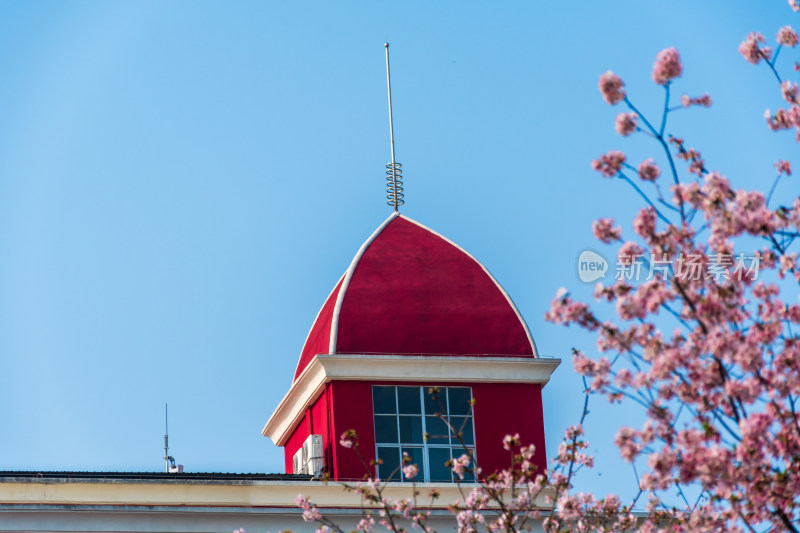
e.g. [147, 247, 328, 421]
[262, 354, 561, 447]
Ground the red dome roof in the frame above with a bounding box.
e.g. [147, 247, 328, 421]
[293, 213, 537, 380]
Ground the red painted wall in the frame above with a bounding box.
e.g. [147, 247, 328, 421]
[284, 380, 547, 481]
[329, 381, 378, 480]
[284, 384, 335, 475]
[471, 382, 547, 478]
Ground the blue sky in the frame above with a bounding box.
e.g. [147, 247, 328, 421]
[0, 1, 796, 499]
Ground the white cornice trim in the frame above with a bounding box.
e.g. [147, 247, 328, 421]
[263, 354, 561, 447]
[328, 212, 399, 354]
[0, 478, 556, 511]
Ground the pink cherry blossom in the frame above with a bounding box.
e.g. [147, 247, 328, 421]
[615, 427, 640, 462]
[592, 218, 623, 243]
[502, 433, 520, 450]
[615, 112, 637, 136]
[339, 430, 355, 449]
[633, 208, 657, 239]
[763, 107, 797, 131]
[450, 454, 472, 480]
[781, 81, 798, 103]
[671, 137, 707, 175]
[356, 516, 375, 532]
[777, 25, 799, 47]
[297, 494, 323, 522]
[651, 47, 682, 85]
[775, 159, 792, 175]
[681, 93, 712, 107]
[598, 71, 625, 105]
[637, 158, 660, 181]
[402, 463, 419, 480]
[617, 241, 644, 265]
[591, 150, 625, 177]
[739, 32, 771, 64]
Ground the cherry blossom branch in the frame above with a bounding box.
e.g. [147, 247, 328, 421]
[767, 172, 784, 206]
[618, 172, 673, 225]
[622, 95, 686, 222]
[659, 84, 670, 137]
[763, 50, 784, 84]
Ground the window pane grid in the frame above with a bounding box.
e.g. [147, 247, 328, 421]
[373, 385, 476, 482]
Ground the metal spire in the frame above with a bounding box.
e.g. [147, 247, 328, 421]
[384, 43, 404, 211]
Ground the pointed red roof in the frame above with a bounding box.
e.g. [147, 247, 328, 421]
[293, 214, 537, 380]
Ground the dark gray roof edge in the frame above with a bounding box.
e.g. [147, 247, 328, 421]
[0, 471, 313, 482]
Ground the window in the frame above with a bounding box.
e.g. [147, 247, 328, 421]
[372, 385, 476, 482]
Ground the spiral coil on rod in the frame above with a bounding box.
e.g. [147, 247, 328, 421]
[386, 162, 404, 208]
[384, 43, 405, 212]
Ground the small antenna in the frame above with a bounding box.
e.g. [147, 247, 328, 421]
[163, 403, 182, 473]
[384, 43, 404, 211]
[163, 403, 171, 473]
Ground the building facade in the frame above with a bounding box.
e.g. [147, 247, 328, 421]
[0, 213, 559, 532]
